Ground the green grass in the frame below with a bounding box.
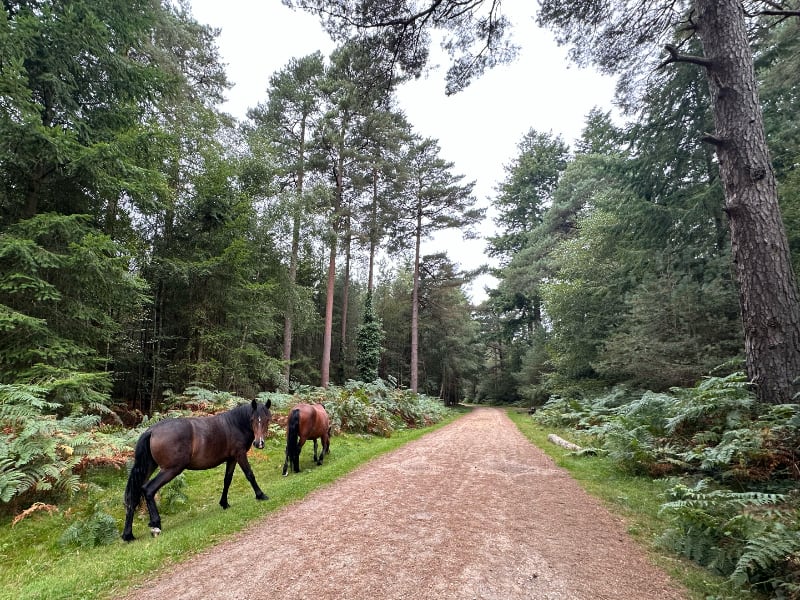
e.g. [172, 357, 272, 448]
[506, 408, 761, 600]
[0, 413, 461, 600]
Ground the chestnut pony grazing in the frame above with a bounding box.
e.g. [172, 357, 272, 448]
[282, 403, 330, 476]
[122, 399, 272, 541]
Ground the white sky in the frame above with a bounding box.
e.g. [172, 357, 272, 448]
[189, 0, 617, 301]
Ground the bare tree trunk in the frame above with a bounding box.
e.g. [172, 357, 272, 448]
[282, 116, 307, 387]
[321, 163, 343, 388]
[321, 238, 337, 388]
[338, 215, 352, 381]
[282, 215, 299, 386]
[23, 93, 54, 219]
[696, 0, 800, 403]
[410, 204, 422, 393]
[367, 166, 378, 294]
[23, 164, 44, 219]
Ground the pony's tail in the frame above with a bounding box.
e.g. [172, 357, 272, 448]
[287, 407, 300, 472]
[124, 430, 156, 511]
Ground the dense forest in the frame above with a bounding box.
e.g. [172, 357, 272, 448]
[0, 0, 486, 415]
[5, 0, 799, 410]
[3, 0, 800, 593]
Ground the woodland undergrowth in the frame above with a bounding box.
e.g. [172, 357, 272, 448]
[533, 372, 800, 598]
[0, 379, 448, 521]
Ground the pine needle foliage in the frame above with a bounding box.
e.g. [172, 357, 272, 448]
[356, 292, 384, 382]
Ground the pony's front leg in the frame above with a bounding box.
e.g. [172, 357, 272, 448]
[219, 459, 236, 509]
[237, 454, 268, 501]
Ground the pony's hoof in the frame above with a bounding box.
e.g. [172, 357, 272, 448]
[150, 527, 161, 537]
[122, 533, 135, 542]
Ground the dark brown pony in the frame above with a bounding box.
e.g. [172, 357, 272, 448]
[282, 403, 330, 476]
[122, 399, 272, 541]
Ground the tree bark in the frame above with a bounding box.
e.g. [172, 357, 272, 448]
[694, 0, 800, 404]
[547, 434, 582, 451]
[283, 116, 307, 388]
[321, 161, 344, 388]
[367, 165, 378, 294]
[410, 202, 422, 393]
[321, 238, 337, 388]
[282, 217, 299, 386]
[338, 215, 352, 381]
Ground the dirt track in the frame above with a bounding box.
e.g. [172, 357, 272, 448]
[117, 407, 688, 600]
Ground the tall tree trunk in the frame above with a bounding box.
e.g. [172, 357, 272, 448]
[282, 213, 300, 386]
[367, 166, 378, 294]
[695, 0, 800, 403]
[338, 215, 352, 381]
[321, 163, 343, 388]
[283, 116, 307, 387]
[321, 238, 337, 388]
[23, 164, 44, 219]
[410, 203, 422, 393]
[147, 282, 163, 416]
[23, 92, 55, 219]
[104, 195, 119, 237]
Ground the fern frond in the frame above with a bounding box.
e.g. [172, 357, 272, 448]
[731, 525, 800, 587]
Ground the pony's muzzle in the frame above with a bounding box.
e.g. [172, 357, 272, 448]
[253, 439, 265, 449]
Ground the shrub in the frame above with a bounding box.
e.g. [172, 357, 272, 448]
[58, 506, 119, 548]
[312, 380, 449, 436]
[660, 480, 800, 596]
[529, 371, 800, 594]
[1, 383, 100, 508]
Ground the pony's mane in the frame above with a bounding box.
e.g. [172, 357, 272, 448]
[225, 402, 254, 428]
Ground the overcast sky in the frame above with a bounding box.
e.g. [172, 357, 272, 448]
[188, 0, 617, 301]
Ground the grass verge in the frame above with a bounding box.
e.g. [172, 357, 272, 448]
[0, 412, 462, 600]
[505, 408, 759, 600]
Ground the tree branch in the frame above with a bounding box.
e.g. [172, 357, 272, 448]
[658, 43, 714, 70]
[755, 0, 800, 17]
[758, 9, 800, 16]
[701, 133, 728, 147]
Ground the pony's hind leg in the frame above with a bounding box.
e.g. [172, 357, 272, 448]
[293, 439, 304, 473]
[313, 438, 319, 463]
[122, 429, 158, 541]
[122, 498, 139, 542]
[319, 434, 329, 464]
[140, 467, 182, 536]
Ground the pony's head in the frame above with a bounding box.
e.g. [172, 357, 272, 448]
[250, 398, 272, 449]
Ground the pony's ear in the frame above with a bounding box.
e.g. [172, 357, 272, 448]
[251, 398, 258, 411]
[265, 399, 272, 409]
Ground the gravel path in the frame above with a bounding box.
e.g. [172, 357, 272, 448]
[117, 407, 688, 600]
